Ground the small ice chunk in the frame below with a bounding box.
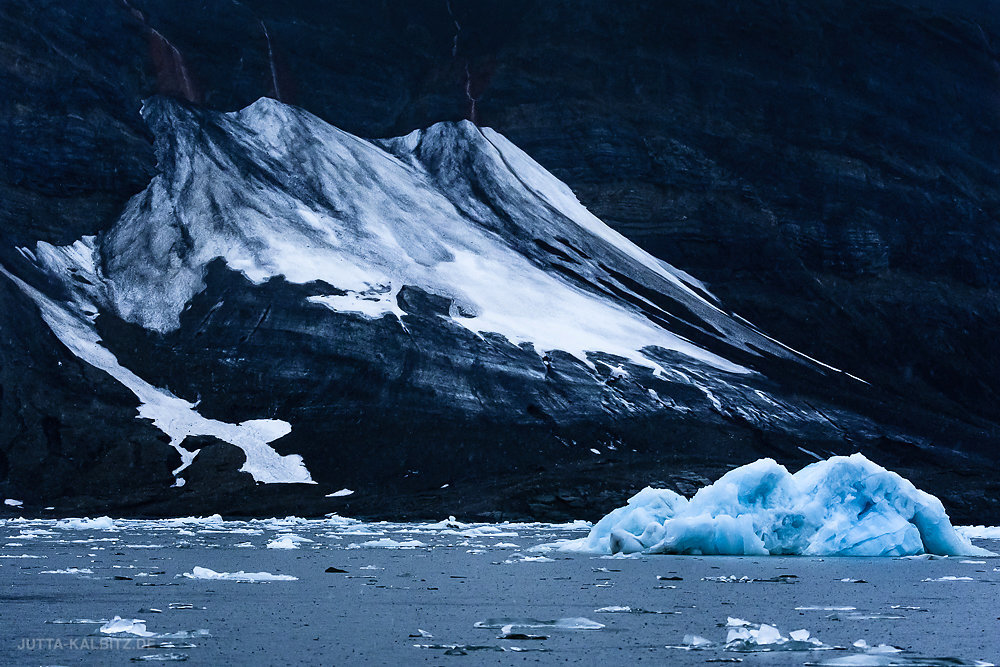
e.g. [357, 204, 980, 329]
[349, 538, 427, 549]
[789, 629, 811, 642]
[57, 517, 116, 530]
[100, 616, 154, 637]
[182, 566, 297, 582]
[684, 634, 712, 648]
[754, 623, 782, 645]
[727, 617, 751, 627]
[265, 535, 311, 549]
[4, 499, 23, 507]
[503, 555, 553, 563]
[40, 567, 94, 574]
[922, 576, 973, 582]
[326, 489, 354, 497]
[474, 617, 604, 630]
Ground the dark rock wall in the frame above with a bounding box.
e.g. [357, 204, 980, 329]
[1, 0, 998, 516]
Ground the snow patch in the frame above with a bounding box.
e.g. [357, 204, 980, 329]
[1, 267, 313, 486]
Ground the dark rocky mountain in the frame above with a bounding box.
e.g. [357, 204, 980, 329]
[1, 0, 998, 522]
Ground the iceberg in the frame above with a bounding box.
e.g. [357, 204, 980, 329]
[560, 454, 991, 557]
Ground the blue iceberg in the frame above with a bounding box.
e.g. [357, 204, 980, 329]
[564, 454, 991, 557]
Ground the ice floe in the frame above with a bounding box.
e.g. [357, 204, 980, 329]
[39, 567, 94, 574]
[557, 454, 990, 556]
[266, 533, 313, 549]
[182, 566, 297, 582]
[348, 538, 427, 549]
[56, 517, 117, 531]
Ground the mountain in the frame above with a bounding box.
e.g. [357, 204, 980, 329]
[1, 0, 998, 521]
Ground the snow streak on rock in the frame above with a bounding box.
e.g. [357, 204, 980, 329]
[0, 253, 313, 486]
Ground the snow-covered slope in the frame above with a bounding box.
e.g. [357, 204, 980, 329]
[6, 97, 877, 500]
[103, 97, 782, 374]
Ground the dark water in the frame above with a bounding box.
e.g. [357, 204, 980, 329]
[1, 516, 997, 665]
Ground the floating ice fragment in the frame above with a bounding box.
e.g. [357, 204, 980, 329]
[672, 619, 831, 653]
[796, 606, 857, 612]
[349, 538, 427, 549]
[131, 654, 189, 662]
[685, 635, 712, 648]
[266, 535, 305, 549]
[560, 454, 991, 557]
[182, 566, 297, 582]
[100, 616, 155, 637]
[0, 554, 45, 558]
[57, 517, 117, 530]
[503, 554, 554, 564]
[412, 644, 526, 654]
[705, 574, 798, 583]
[40, 567, 94, 574]
[4, 499, 22, 507]
[921, 575, 973, 582]
[326, 489, 354, 497]
[474, 617, 604, 631]
[409, 629, 433, 638]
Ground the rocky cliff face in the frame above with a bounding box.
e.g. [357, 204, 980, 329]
[1, 0, 998, 521]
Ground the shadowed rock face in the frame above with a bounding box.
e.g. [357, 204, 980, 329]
[0, 0, 998, 521]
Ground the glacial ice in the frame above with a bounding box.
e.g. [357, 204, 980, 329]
[559, 454, 991, 557]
